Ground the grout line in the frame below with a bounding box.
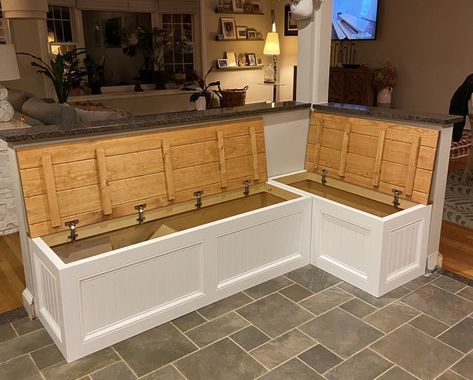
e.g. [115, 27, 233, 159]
[9, 322, 20, 338]
[171, 363, 190, 380]
[28, 353, 47, 380]
[228, 335, 271, 373]
[110, 346, 140, 379]
[194, 310, 208, 322]
[86, 360, 124, 379]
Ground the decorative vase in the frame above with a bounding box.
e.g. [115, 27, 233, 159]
[195, 96, 206, 111]
[377, 87, 392, 107]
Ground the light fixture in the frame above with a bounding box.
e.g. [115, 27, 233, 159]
[0, 44, 21, 122]
[263, 10, 280, 101]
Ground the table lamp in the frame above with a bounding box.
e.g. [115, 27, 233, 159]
[0, 44, 21, 122]
[263, 9, 280, 84]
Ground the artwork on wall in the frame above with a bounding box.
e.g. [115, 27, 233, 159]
[236, 26, 247, 39]
[232, 0, 244, 12]
[244, 1, 263, 13]
[225, 51, 237, 66]
[285, 5, 298, 36]
[221, 18, 237, 39]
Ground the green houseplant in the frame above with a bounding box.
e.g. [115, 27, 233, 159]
[182, 68, 221, 110]
[20, 48, 86, 103]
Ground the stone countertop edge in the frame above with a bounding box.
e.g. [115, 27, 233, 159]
[313, 103, 463, 126]
[0, 101, 311, 145]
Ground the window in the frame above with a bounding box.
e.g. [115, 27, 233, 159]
[162, 14, 194, 75]
[47, 5, 75, 54]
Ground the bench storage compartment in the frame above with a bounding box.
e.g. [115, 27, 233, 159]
[17, 118, 311, 362]
[272, 112, 439, 297]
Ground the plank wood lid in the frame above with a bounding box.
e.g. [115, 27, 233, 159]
[307, 112, 439, 205]
[16, 118, 267, 238]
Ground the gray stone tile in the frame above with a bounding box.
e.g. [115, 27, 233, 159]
[141, 365, 185, 380]
[175, 338, 266, 380]
[285, 265, 341, 293]
[371, 325, 462, 380]
[438, 317, 473, 353]
[244, 276, 293, 299]
[378, 366, 417, 380]
[11, 317, 43, 336]
[298, 344, 343, 374]
[436, 370, 467, 380]
[113, 323, 196, 377]
[452, 352, 473, 379]
[363, 302, 420, 333]
[408, 314, 449, 337]
[236, 293, 313, 338]
[299, 287, 353, 315]
[185, 312, 248, 348]
[279, 284, 313, 303]
[172, 312, 206, 332]
[0, 355, 43, 380]
[91, 362, 136, 380]
[30, 343, 65, 370]
[42, 347, 120, 380]
[432, 276, 467, 293]
[402, 285, 473, 325]
[338, 282, 410, 308]
[250, 329, 315, 369]
[299, 308, 383, 358]
[230, 325, 270, 351]
[339, 298, 377, 318]
[0, 323, 16, 343]
[325, 349, 392, 380]
[198, 292, 252, 320]
[0, 328, 52, 363]
[259, 358, 323, 380]
[457, 286, 473, 302]
[403, 274, 437, 291]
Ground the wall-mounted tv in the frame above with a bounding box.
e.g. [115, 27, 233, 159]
[332, 0, 379, 40]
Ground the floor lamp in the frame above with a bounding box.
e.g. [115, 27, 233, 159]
[263, 10, 280, 103]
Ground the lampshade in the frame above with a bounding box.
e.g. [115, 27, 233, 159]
[0, 45, 20, 81]
[263, 32, 280, 55]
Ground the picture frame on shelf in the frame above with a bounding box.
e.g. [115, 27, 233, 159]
[238, 53, 246, 67]
[225, 51, 237, 66]
[217, 59, 228, 68]
[232, 0, 244, 12]
[246, 28, 258, 39]
[285, 5, 298, 36]
[221, 18, 237, 39]
[220, 0, 233, 11]
[236, 26, 247, 39]
[244, 0, 262, 13]
[246, 53, 257, 66]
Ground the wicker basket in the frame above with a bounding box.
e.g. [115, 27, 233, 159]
[219, 86, 248, 107]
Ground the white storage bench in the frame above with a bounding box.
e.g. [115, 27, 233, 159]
[15, 118, 311, 362]
[272, 111, 441, 297]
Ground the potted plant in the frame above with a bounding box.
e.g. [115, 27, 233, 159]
[373, 60, 398, 107]
[123, 26, 171, 88]
[20, 48, 86, 103]
[84, 54, 105, 95]
[182, 68, 221, 111]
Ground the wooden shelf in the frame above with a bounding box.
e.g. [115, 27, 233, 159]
[216, 65, 264, 71]
[215, 8, 264, 15]
[215, 38, 264, 41]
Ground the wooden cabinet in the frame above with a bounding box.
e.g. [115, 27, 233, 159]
[329, 67, 376, 106]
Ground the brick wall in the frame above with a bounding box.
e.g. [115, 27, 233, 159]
[0, 140, 18, 235]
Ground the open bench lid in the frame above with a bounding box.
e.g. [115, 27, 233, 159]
[17, 118, 267, 238]
[306, 112, 440, 205]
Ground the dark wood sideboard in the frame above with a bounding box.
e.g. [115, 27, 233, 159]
[329, 67, 376, 106]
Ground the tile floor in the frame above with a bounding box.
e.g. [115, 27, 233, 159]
[1, 265, 473, 380]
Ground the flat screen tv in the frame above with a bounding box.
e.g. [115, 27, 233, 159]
[332, 0, 379, 40]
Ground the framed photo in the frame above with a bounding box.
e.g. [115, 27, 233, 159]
[217, 59, 228, 68]
[221, 18, 237, 40]
[219, 0, 233, 11]
[285, 5, 298, 36]
[236, 26, 247, 39]
[225, 51, 237, 67]
[246, 28, 258, 39]
[246, 53, 257, 66]
[237, 53, 246, 67]
[232, 0, 244, 12]
[245, 0, 262, 13]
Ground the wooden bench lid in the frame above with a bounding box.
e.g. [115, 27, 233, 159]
[17, 118, 267, 238]
[306, 112, 440, 205]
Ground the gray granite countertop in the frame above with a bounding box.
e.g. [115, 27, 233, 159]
[0, 101, 310, 145]
[313, 103, 463, 126]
